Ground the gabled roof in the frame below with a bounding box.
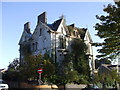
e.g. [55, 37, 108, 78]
[78, 28, 87, 39]
[47, 18, 62, 31]
[99, 64, 120, 71]
[19, 30, 32, 45]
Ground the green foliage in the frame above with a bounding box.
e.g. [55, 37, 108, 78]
[47, 38, 89, 86]
[94, 70, 120, 88]
[5, 53, 55, 82]
[42, 60, 55, 81]
[3, 58, 21, 81]
[57, 38, 90, 85]
[79, 75, 89, 84]
[66, 70, 79, 83]
[71, 38, 87, 56]
[22, 54, 43, 79]
[94, 2, 120, 60]
[20, 53, 56, 82]
[77, 28, 85, 35]
[71, 39, 90, 76]
[67, 26, 74, 35]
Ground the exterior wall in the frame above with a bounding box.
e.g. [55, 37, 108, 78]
[84, 31, 93, 55]
[31, 22, 51, 56]
[19, 24, 32, 64]
[84, 30, 95, 71]
[51, 20, 68, 63]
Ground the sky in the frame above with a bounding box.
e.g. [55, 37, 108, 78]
[1, 1, 115, 69]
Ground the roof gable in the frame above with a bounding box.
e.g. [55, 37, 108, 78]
[19, 30, 32, 45]
[47, 18, 62, 31]
[84, 30, 93, 42]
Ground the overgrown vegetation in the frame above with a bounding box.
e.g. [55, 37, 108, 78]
[67, 26, 74, 35]
[52, 38, 90, 87]
[67, 26, 85, 36]
[3, 38, 90, 89]
[94, 70, 120, 89]
[93, 2, 120, 89]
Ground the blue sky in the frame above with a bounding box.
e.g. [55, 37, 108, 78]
[1, 1, 115, 69]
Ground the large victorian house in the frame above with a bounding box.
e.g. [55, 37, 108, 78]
[19, 12, 95, 71]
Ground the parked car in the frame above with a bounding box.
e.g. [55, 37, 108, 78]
[0, 79, 9, 90]
[82, 84, 100, 90]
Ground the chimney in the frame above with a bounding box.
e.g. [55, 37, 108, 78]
[37, 12, 47, 24]
[24, 22, 31, 33]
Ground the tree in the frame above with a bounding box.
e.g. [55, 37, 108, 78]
[71, 38, 90, 77]
[94, 70, 120, 88]
[42, 59, 55, 82]
[4, 53, 55, 83]
[56, 38, 90, 86]
[19, 53, 56, 82]
[48, 38, 90, 89]
[19, 54, 43, 80]
[3, 58, 20, 81]
[94, 2, 120, 60]
[7, 58, 20, 72]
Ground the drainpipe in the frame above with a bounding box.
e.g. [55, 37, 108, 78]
[117, 54, 120, 89]
[54, 31, 57, 64]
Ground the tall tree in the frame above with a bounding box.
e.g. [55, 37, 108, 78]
[71, 38, 90, 76]
[94, 2, 120, 60]
[60, 38, 90, 84]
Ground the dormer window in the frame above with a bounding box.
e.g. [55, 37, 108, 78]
[40, 28, 42, 36]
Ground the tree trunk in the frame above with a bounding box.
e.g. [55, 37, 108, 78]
[63, 83, 66, 90]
